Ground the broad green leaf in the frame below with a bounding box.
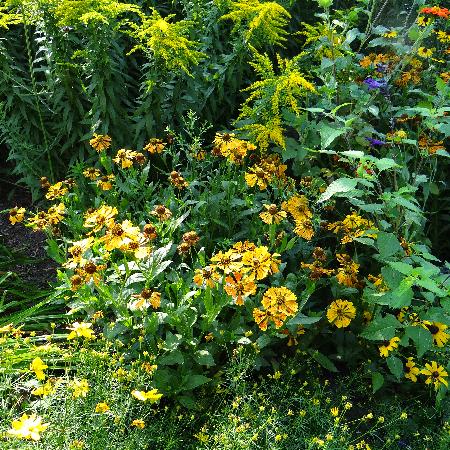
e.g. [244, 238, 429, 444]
[405, 326, 432, 357]
[388, 261, 414, 276]
[377, 232, 403, 258]
[194, 349, 215, 366]
[183, 374, 210, 390]
[319, 123, 348, 148]
[386, 356, 403, 380]
[159, 349, 184, 365]
[375, 158, 400, 172]
[287, 313, 321, 326]
[309, 350, 338, 372]
[372, 372, 384, 393]
[361, 315, 402, 340]
[318, 178, 358, 203]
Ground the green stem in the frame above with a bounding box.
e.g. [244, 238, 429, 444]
[22, 7, 54, 182]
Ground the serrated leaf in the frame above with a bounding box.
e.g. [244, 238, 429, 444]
[375, 158, 400, 172]
[405, 326, 432, 357]
[377, 232, 403, 258]
[361, 315, 402, 340]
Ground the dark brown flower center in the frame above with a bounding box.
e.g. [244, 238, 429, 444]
[84, 262, 97, 274]
[425, 324, 439, 335]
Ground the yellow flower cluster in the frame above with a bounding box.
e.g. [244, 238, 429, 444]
[253, 286, 298, 331]
[244, 154, 287, 190]
[282, 195, 314, 240]
[327, 212, 377, 244]
[213, 132, 256, 164]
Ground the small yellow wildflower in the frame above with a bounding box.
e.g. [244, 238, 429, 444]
[95, 402, 110, 413]
[8, 414, 48, 441]
[30, 357, 48, 381]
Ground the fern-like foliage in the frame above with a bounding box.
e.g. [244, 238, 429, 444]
[220, 0, 291, 47]
[236, 48, 315, 149]
[127, 8, 206, 76]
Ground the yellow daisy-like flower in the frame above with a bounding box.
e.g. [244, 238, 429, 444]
[83, 167, 101, 180]
[326, 300, 356, 328]
[8, 413, 48, 441]
[151, 204, 172, 221]
[30, 357, 48, 381]
[96, 174, 115, 190]
[32, 380, 55, 397]
[404, 357, 420, 382]
[421, 361, 448, 389]
[113, 149, 136, 169]
[67, 322, 95, 340]
[144, 138, 165, 154]
[8, 207, 26, 224]
[131, 419, 145, 429]
[193, 266, 221, 289]
[378, 337, 400, 357]
[69, 379, 89, 398]
[95, 402, 110, 413]
[417, 47, 433, 58]
[83, 204, 118, 232]
[90, 133, 112, 152]
[282, 195, 312, 221]
[211, 249, 243, 274]
[253, 307, 283, 331]
[293, 218, 314, 240]
[416, 16, 432, 26]
[261, 286, 298, 320]
[382, 30, 397, 38]
[45, 181, 68, 200]
[422, 321, 449, 347]
[259, 204, 287, 225]
[241, 246, 280, 281]
[244, 166, 270, 190]
[224, 272, 257, 306]
[131, 389, 163, 403]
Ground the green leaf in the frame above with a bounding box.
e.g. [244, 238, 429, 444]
[390, 279, 414, 308]
[374, 158, 400, 172]
[287, 313, 321, 326]
[183, 374, 210, 390]
[386, 355, 403, 380]
[388, 261, 414, 276]
[361, 315, 402, 340]
[405, 326, 432, 358]
[318, 178, 358, 203]
[178, 395, 197, 410]
[377, 232, 403, 258]
[319, 123, 348, 149]
[159, 349, 184, 366]
[309, 350, 338, 372]
[372, 372, 384, 393]
[194, 349, 215, 366]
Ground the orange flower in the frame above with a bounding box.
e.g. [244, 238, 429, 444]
[224, 272, 256, 305]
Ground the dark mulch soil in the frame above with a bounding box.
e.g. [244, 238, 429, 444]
[0, 181, 57, 288]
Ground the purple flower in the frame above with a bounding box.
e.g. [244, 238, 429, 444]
[363, 77, 388, 91]
[366, 137, 386, 147]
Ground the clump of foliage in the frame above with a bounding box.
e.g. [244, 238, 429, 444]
[1, 0, 450, 447]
